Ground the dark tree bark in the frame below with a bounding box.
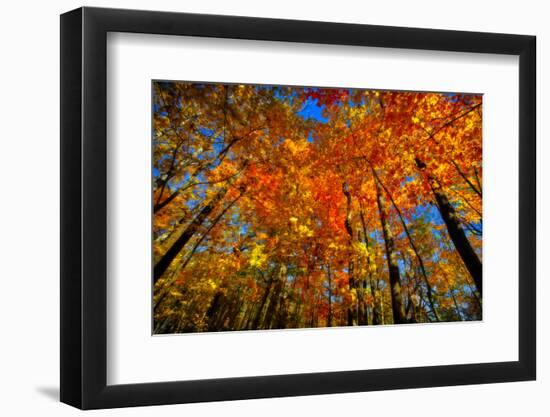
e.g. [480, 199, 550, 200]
[154, 184, 184, 213]
[226, 292, 244, 330]
[357, 278, 368, 325]
[264, 283, 281, 329]
[342, 182, 358, 326]
[263, 265, 287, 329]
[251, 277, 273, 329]
[153, 186, 230, 284]
[154, 137, 185, 209]
[154, 160, 249, 213]
[450, 159, 482, 197]
[416, 158, 482, 296]
[359, 208, 382, 325]
[276, 293, 289, 329]
[370, 167, 440, 322]
[450, 289, 464, 321]
[373, 172, 407, 324]
[432, 184, 483, 295]
[326, 264, 333, 327]
[206, 291, 224, 331]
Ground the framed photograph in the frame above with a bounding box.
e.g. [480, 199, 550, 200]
[60, 6, 536, 409]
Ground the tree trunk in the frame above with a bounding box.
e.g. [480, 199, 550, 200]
[153, 186, 230, 284]
[373, 172, 407, 324]
[370, 168, 440, 321]
[342, 183, 358, 326]
[251, 277, 273, 329]
[431, 183, 482, 296]
[450, 289, 464, 321]
[415, 157, 482, 296]
[206, 291, 224, 331]
[264, 265, 287, 329]
[380, 289, 385, 325]
[359, 208, 382, 325]
[154, 184, 183, 213]
[326, 264, 333, 327]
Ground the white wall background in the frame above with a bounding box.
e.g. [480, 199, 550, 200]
[0, 1, 545, 415]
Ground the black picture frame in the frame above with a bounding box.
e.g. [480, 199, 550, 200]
[60, 6, 536, 410]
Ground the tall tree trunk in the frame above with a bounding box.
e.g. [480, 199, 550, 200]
[236, 302, 250, 330]
[450, 289, 464, 321]
[370, 167, 440, 321]
[432, 184, 483, 295]
[405, 286, 417, 323]
[154, 159, 249, 214]
[379, 289, 385, 325]
[357, 279, 368, 325]
[264, 264, 287, 329]
[251, 277, 273, 329]
[373, 171, 407, 324]
[416, 157, 482, 296]
[342, 182, 358, 326]
[153, 186, 230, 284]
[359, 208, 382, 325]
[226, 292, 244, 330]
[206, 291, 224, 331]
[276, 294, 289, 329]
[326, 264, 333, 327]
[154, 138, 184, 209]
[153, 187, 246, 317]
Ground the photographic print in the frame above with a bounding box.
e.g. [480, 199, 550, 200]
[152, 81, 482, 334]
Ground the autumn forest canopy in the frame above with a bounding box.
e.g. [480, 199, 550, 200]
[152, 81, 482, 334]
